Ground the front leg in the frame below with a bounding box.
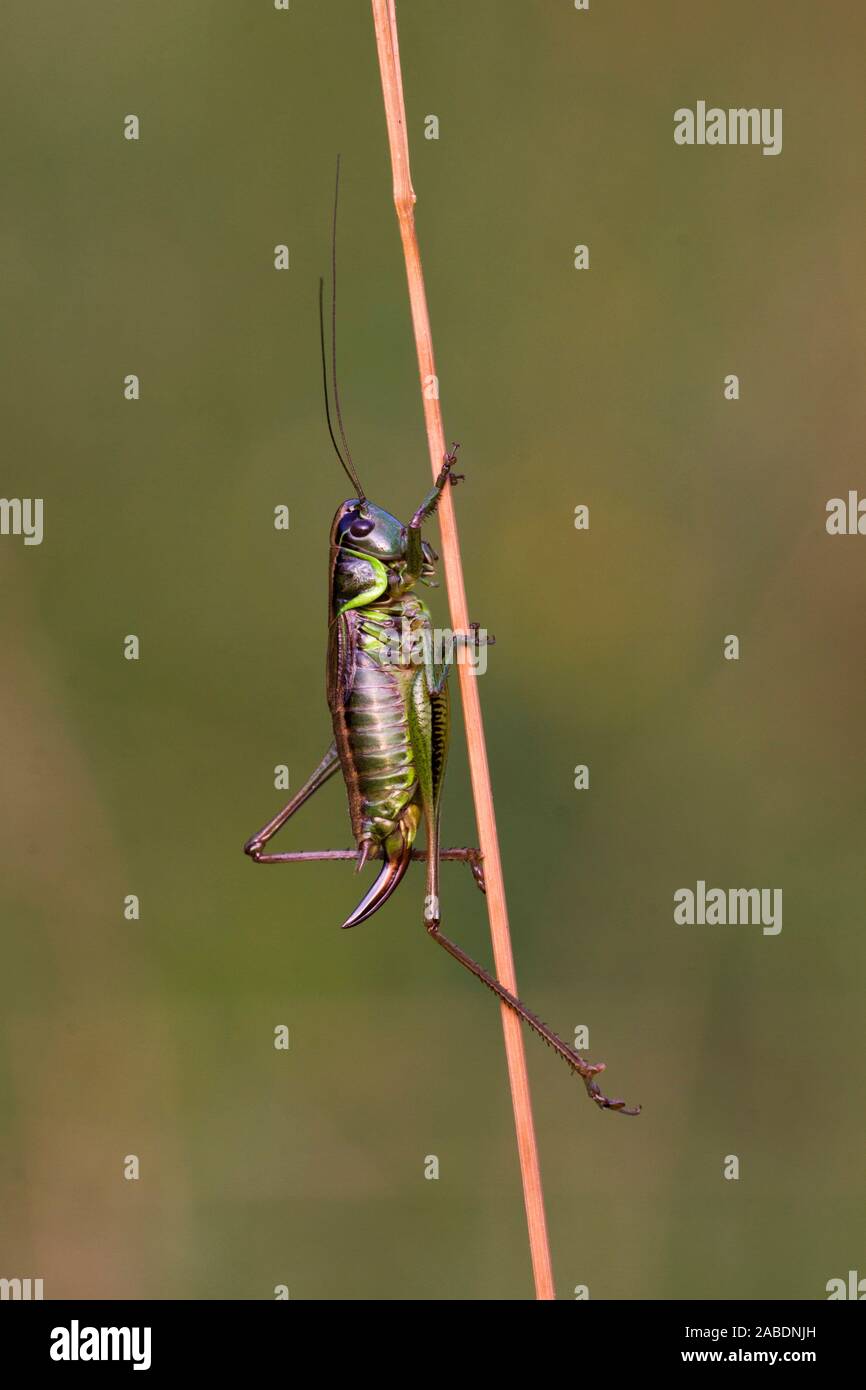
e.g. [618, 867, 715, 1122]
[410, 444, 463, 529]
[406, 445, 463, 579]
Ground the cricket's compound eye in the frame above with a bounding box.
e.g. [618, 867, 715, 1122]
[349, 515, 375, 538]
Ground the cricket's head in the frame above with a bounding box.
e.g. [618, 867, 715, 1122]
[331, 498, 407, 562]
[330, 498, 409, 613]
[329, 499, 437, 611]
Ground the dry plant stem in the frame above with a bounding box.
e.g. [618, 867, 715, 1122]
[371, 0, 556, 1301]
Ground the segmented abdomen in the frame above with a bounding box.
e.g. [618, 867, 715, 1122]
[345, 653, 417, 840]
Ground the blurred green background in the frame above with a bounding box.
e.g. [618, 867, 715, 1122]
[1, 1, 864, 1300]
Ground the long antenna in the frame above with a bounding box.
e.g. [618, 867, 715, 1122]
[330, 154, 365, 501]
[319, 276, 355, 485]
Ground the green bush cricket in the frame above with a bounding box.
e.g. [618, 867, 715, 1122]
[244, 163, 638, 1115]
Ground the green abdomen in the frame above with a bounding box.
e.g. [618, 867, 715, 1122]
[340, 600, 424, 842]
[346, 656, 416, 839]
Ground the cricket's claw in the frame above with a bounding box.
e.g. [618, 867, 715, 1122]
[439, 443, 464, 486]
[585, 1077, 642, 1116]
[568, 1056, 640, 1115]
